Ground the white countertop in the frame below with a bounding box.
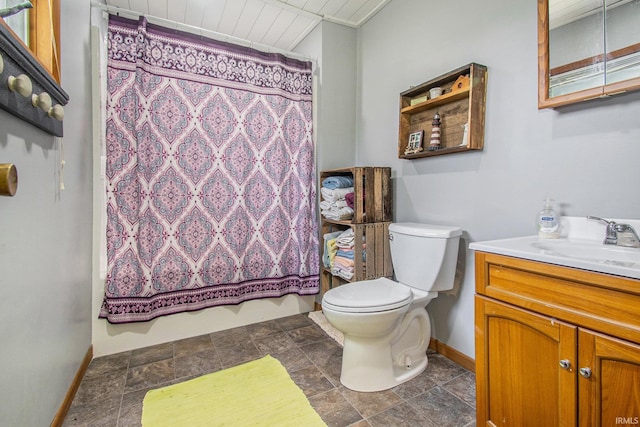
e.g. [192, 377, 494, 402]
[469, 217, 640, 280]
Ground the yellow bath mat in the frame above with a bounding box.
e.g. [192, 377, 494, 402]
[141, 355, 326, 427]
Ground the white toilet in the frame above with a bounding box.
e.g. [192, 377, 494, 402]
[321, 222, 461, 392]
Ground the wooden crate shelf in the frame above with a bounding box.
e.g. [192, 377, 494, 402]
[319, 166, 393, 296]
[320, 221, 393, 295]
[320, 166, 391, 224]
[398, 63, 487, 159]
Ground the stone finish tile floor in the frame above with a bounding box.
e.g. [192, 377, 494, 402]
[63, 313, 476, 427]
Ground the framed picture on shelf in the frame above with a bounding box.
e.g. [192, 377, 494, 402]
[404, 130, 424, 155]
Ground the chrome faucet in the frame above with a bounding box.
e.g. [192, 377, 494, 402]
[587, 216, 640, 248]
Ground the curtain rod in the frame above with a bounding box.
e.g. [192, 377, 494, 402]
[89, 1, 317, 64]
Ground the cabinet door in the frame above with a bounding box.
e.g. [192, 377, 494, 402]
[475, 296, 577, 427]
[579, 329, 640, 427]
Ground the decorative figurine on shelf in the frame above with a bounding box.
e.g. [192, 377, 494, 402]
[459, 122, 469, 147]
[428, 112, 442, 151]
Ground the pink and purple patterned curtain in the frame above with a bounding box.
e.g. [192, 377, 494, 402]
[100, 16, 318, 323]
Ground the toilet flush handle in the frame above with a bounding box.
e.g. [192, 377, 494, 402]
[389, 233, 394, 241]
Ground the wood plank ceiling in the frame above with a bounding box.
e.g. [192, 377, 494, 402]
[103, 0, 391, 53]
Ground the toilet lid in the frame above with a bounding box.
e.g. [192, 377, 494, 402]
[322, 277, 413, 313]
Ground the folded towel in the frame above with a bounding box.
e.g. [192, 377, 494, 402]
[321, 206, 354, 221]
[321, 187, 354, 203]
[331, 264, 354, 280]
[336, 249, 354, 260]
[345, 192, 354, 209]
[335, 228, 354, 246]
[323, 231, 343, 268]
[337, 232, 367, 250]
[328, 240, 338, 267]
[322, 175, 354, 190]
[320, 200, 348, 211]
[333, 256, 355, 269]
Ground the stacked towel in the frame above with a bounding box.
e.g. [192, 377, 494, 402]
[321, 175, 361, 279]
[332, 256, 355, 280]
[330, 228, 365, 281]
[320, 185, 354, 220]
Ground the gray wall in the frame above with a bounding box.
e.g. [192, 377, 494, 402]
[298, 20, 358, 173]
[296, 20, 358, 306]
[356, 0, 640, 358]
[0, 0, 93, 425]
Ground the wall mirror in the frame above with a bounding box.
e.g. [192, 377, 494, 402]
[538, 0, 640, 108]
[0, 0, 67, 136]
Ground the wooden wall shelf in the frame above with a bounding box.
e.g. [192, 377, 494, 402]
[398, 63, 487, 160]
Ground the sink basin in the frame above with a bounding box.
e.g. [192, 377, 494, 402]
[470, 217, 640, 279]
[530, 239, 640, 267]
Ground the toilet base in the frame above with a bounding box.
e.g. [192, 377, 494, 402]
[339, 307, 431, 392]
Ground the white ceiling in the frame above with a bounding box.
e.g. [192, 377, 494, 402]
[103, 0, 391, 53]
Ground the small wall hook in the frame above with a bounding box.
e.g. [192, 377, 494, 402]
[0, 163, 18, 196]
[8, 74, 33, 97]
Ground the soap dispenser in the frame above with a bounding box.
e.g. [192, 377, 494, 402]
[537, 198, 559, 238]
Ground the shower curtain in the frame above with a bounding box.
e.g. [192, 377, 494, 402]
[99, 16, 318, 323]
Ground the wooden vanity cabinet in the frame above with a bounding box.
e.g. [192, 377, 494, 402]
[475, 297, 577, 427]
[475, 252, 640, 427]
[578, 330, 640, 427]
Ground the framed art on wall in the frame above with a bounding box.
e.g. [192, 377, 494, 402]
[404, 130, 423, 155]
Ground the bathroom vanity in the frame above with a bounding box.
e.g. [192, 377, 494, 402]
[471, 222, 640, 426]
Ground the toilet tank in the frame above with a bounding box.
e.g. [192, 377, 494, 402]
[389, 222, 462, 292]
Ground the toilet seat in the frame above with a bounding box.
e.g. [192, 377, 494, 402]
[322, 277, 413, 313]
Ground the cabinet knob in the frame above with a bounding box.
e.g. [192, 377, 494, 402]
[559, 359, 571, 370]
[579, 367, 592, 378]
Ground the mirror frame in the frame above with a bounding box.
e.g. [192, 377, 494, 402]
[28, 0, 61, 83]
[538, 0, 640, 108]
